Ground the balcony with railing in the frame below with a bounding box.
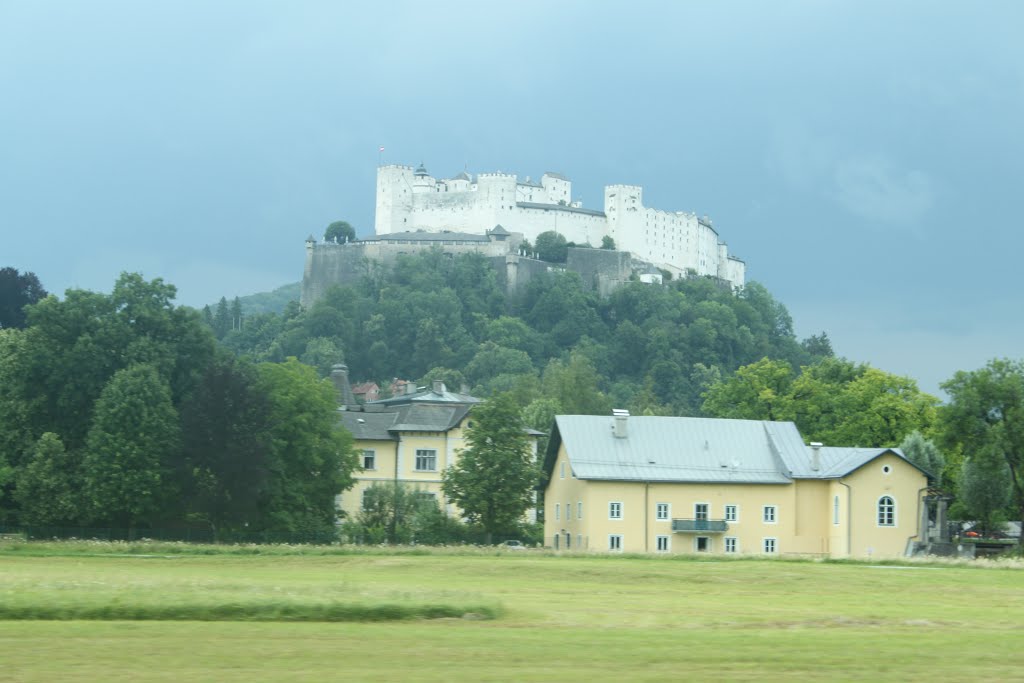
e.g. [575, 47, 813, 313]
[671, 518, 729, 533]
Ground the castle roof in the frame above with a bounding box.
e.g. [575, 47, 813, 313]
[415, 163, 429, 176]
[543, 171, 569, 181]
[488, 224, 510, 235]
[517, 202, 606, 218]
[454, 171, 471, 181]
[359, 230, 491, 244]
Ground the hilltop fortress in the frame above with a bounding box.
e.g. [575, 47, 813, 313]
[301, 164, 745, 307]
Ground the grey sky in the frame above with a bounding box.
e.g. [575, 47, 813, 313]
[2, 1, 1021, 396]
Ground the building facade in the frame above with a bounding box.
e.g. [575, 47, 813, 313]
[375, 164, 745, 288]
[543, 412, 929, 558]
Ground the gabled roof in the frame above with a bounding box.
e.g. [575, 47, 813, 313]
[545, 414, 931, 485]
[370, 385, 481, 406]
[786, 446, 930, 480]
[546, 415, 801, 484]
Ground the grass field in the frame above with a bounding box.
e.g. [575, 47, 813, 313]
[2, 542, 1024, 682]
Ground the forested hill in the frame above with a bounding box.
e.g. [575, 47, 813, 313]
[215, 249, 833, 417]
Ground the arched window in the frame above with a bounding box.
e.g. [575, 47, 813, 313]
[877, 496, 895, 526]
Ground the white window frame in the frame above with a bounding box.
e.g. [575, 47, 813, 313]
[695, 536, 711, 553]
[608, 534, 622, 551]
[724, 536, 738, 553]
[724, 504, 738, 522]
[763, 505, 777, 524]
[577, 501, 583, 519]
[656, 535, 670, 552]
[763, 537, 777, 554]
[414, 449, 437, 472]
[694, 502, 709, 521]
[833, 495, 840, 526]
[566, 501, 571, 520]
[656, 502, 670, 521]
[555, 503, 560, 521]
[877, 496, 896, 527]
[609, 501, 623, 520]
[361, 449, 376, 470]
[560, 461, 565, 479]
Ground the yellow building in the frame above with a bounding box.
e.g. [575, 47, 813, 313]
[543, 412, 930, 559]
[333, 369, 541, 522]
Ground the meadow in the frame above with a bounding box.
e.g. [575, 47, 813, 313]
[2, 541, 1023, 682]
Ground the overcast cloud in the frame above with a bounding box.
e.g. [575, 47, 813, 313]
[2, 1, 1022, 396]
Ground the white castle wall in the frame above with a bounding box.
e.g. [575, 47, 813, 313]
[375, 164, 746, 289]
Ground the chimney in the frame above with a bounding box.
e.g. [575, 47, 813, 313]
[612, 409, 630, 439]
[330, 364, 356, 408]
[810, 442, 822, 472]
[432, 380, 446, 395]
[406, 382, 418, 395]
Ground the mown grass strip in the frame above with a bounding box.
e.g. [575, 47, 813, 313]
[0, 600, 502, 622]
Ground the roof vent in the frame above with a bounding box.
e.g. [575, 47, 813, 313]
[612, 409, 629, 439]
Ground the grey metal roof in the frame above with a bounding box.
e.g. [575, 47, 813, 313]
[338, 410, 398, 441]
[785, 446, 927, 479]
[548, 415, 801, 484]
[543, 171, 569, 181]
[370, 386, 481, 406]
[517, 202, 606, 218]
[517, 180, 543, 188]
[390, 404, 467, 432]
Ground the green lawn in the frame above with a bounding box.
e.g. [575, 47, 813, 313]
[2, 543, 1023, 681]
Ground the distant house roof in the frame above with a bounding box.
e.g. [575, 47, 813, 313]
[543, 171, 569, 181]
[454, 171, 471, 181]
[489, 224, 510, 235]
[339, 382, 480, 437]
[370, 382, 481, 406]
[545, 415, 926, 484]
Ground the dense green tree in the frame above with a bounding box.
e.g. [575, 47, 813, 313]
[82, 364, 181, 528]
[300, 336, 343, 377]
[702, 357, 795, 421]
[542, 353, 612, 416]
[464, 342, 534, 387]
[941, 359, 1024, 538]
[179, 356, 270, 536]
[600, 235, 616, 250]
[535, 230, 568, 263]
[13, 432, 81, 526]
[899, 430, 945, 478]
[0, 267, 47, 330]
[958, 446, 1012, 536]
[442, 393, 540, 544]
[324, 220, 356, 243]
[255, 358, 358, 532]
[213, 296, 231, 339]
[348, 482, 442, 544]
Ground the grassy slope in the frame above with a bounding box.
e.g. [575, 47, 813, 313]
[2, 548, 1023, 682]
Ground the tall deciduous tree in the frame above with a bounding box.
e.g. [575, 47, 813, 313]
[82, 364, 181, 528]
[324, 220, 356, 243]
[255, 358, 358, 533]
[442, 393, 540, 544]
[958, 446, 1012, 536]
[941, 359, 1024, 536]
[179, 356, 270, 536]
[14, 432, 81, 526]
[0, 267, 47, 330]
[534, 231, 568, 263]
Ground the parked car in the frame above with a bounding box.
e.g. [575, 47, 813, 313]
[502, 540, 525, 550]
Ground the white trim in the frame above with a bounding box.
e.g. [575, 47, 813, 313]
[554, 503, 560, 521]
[695, 536, 711, 553]
[763, 537, 778, 554]
[608, 501, 623, 520]
[577, 501, 583, 519]
[724, 536, 738, 553]
[877, 495, 896, 527]
[724, 504, 738, 523]
[655, 502, 670, 521]
[656, 535, 670, 552]
[762, 505, 778, 524]
[608, 534, 623, 551]
[833, 495, 840, 526]
[694, 502, 710, 521]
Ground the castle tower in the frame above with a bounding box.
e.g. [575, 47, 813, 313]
[604, 184, 644, 257]
[375, 165, 414, 235]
